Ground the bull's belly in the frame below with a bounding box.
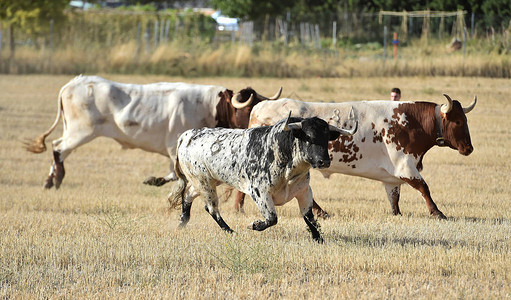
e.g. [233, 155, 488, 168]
[97, 123, 170, 156]
[112, 133, 169, 156]
[319, 164, 403, 184]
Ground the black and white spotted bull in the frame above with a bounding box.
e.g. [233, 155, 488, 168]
[167, 112, 357, 242]
[24, 75, 281, 189]
[235, 94, 477, 219]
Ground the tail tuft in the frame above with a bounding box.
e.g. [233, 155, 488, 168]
[23, 135, 47, 153]
[167, 178, 186, 210]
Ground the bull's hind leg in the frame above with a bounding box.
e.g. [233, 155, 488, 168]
[296, 186, 324, 243]
[249, 193, 278, 231]
[202, 185, 233, 233]
[384, 183, 402, 216]
[45, 132, 95, 189]
[179, 186, 200, 227]
[143, 160, 177, 186]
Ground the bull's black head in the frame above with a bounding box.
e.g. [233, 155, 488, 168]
[286, 117, 342, 169]
[440, 94, 476, 156]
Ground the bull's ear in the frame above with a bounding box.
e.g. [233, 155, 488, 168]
[329, 131, 341, 141]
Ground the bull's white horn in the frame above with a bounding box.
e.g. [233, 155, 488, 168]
[329, 119, 358, 136]
[287, 122, 302, 130]
[283, 111, 294, 131]
[463, 95, 477, 114]
[255, 87, 283, 101]
[231, 92, 254, 109]
[441, 93, 453, 114]
[267, 87, 283, 100]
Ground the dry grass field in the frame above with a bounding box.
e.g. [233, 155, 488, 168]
[0, 74, 510, 298]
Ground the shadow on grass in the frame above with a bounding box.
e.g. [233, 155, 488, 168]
[331, 234, 470, 249]
[449, 216, 509, 225]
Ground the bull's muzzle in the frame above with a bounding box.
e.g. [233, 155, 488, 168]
[460, 145, 474, 156]
[313, 159, 331, 169]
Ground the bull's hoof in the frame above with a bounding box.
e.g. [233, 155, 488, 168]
[250, 220, 266, 231]
[431, 211, 447, 220]
[314, 235, 325, 244]
[143, 176, 168, 186]
[222, 227, 234, 234]
[314, 209, 330, 219]
[43, 177, 54, 189]
[234, 206, 245, 214]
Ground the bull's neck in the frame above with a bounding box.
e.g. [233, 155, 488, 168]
[271, 129, 310, 175]
[215, 96, 236, 128]
[399, 102, 439, 155]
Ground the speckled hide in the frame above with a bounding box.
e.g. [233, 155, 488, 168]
[170, 116, 353, 243]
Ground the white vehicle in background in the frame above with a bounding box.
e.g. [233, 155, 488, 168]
[211, 11, 239, 31]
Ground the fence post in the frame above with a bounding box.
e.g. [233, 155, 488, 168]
[314, 24, 320, 49]
[154, 20, 159, 49]
[9, 25, 14, 59]
[160, 18, 164, 44]
[383, 25, 387, 63]
[49, 19, 54, 73]
[463, 26, 467, 62]
[165, 19, 170, 43]
[471, 12, 475, 38]
[174, 17, 179, 40]
[136, 21, 141, 54]
[145, 22, 150, 53]
[332, 21, 337, 49]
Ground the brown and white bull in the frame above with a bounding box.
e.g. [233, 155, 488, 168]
[235, 94, 477, 219]
[24, 75, 281, 189]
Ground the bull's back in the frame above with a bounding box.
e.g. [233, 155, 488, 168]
[177, 128, 248, 183]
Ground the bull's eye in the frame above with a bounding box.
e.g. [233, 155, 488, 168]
[455, 120, 461, 126]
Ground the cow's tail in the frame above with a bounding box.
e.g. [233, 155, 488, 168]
[23, 81, 68, 153]
[167, 139, 188, 210]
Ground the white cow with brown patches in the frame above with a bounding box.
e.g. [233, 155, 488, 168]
[234, 95, 477, 219]
[24, 75, 281, 189]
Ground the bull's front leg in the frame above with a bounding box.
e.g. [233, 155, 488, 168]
[296, 186, 324, 243]
[249, 193, 278, 231]
[401, 177, 447, 219]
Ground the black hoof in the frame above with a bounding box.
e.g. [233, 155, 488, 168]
[143, 176, 168, 186]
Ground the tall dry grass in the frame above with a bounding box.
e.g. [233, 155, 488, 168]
[0, 75, 510, 298]
[2, 38, 510, 77]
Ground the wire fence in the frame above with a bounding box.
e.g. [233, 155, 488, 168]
[1, 9, 510, 56]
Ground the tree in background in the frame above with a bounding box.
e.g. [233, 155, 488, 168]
[0, 0, 69, 58]
[209, 0, 296, 21]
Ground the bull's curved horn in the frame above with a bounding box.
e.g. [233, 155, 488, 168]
[329, 119, 358, 136]
[255, 87, 283, 101]
[441, 93, 453, 114]
[463, 95, 477, 114]
[231, 93, 254, 109]
[267, 87, 283, 100]
[283, 111, 294, 131]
